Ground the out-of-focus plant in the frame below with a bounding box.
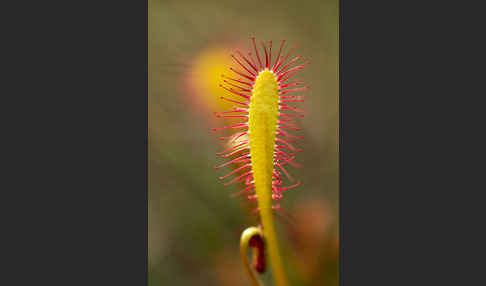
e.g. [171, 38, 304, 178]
[184, 45, 239, 125]
[213, 37, 310, 286]
[289, 199, 339, 286]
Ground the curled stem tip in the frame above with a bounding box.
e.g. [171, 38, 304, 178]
[240, 226, 265, 286]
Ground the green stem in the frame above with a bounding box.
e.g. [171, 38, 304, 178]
[258, 206, 289, 286]
[240, 227, 264, 286]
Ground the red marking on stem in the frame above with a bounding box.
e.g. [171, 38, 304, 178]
[276, 144, 293, 152]
[219, 163, 252, 180]
[276, 163, 294, 182]
[221, 147, 250, 158]
[275, 55, 302, 75]
[223, 80, 251, 92]
[247, 194, 258, 200]
[274, 180, 301, 192]
[217, 141, 248, 156]
[245, 174, 254, 185]
[220, 96, 249, 106]
[231, 54, 256, 77]
[280, 99, 306, 103]
[219, 84, 251, 99]
[277, 62, 310, 81]
[214, 154, 251, 170]
[252, 37, 263, 70]
[278, 123, 301, 131]
[279, 105, 307, 114]
[275, 153, 296, 166]
[276, 137, 301, 152]
[224, 170, 253, 186]
[216, 115, 248, 118]
[236, 50, 259, 73]
[279, 125, 300, 131]
[213, 123, 248, 132]
[279, 95, 306, 99]
[279, 85, 309, 95]
[229, 184, 255, 198]
[279, 113, 305, 118]
[272, 40, 286, 71]
[288, 159, 303, 169]
[221, 74, 253, 87]
[273, 42, 299, 73]
[268, 40, 272, 69]
[247, 52, 259, 73]
[272, 193, 283, 200]
[278, 118, 297, 126]
[261, 40, 269, 69]
[229, 131, 248, 144]
[214, 109, 247, 115]
[219, 131, 248, 144]
[275, 149, 294, 160]
[278, 71, 299, 84]
[277, 130, 304, 140]
[279, 80, 303, 89]
[230, 67, 255, 82]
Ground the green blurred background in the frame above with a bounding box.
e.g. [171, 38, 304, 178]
[149, 0, 338, 285]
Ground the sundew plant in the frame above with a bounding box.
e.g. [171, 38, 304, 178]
[213, 37, 309, 286]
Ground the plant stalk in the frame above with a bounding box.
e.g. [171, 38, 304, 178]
[258, 204, 289, 286]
